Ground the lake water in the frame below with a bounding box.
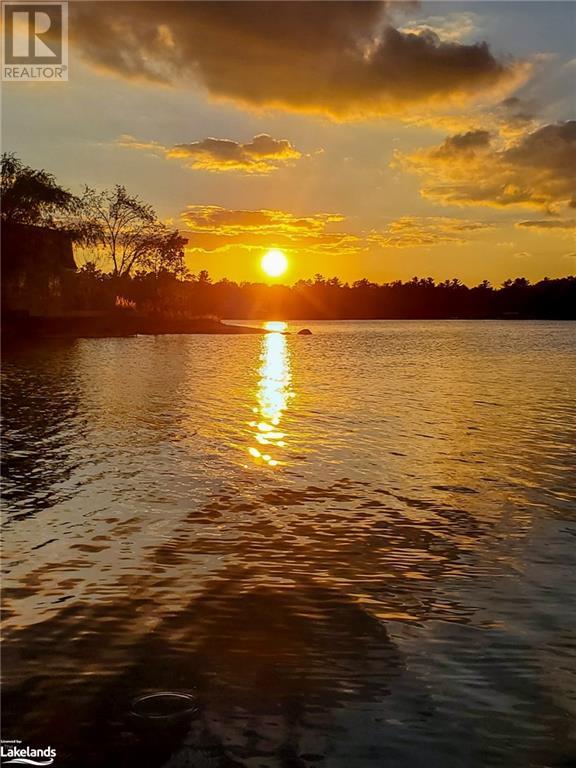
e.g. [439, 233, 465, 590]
[2, 320, 576, 768]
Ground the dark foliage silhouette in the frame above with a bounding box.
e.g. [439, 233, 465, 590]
[76, 185, 188, 278]
[1, 153, 76, 227]
[74, 271, 576, 320]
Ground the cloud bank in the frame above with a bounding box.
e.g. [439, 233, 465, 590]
[71, 1, 530, 120]
[370, 216, 494, 247]
[180, 205, 360, 254]
[179, 206, 496, 255]
[396, 121, 576, 211]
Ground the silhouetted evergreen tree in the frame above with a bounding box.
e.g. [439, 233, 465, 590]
[69, 271, 576, 320]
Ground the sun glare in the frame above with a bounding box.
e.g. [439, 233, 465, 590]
[261, 249, 288, 278]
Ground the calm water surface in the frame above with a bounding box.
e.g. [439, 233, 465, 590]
[2, 321, 576, 767]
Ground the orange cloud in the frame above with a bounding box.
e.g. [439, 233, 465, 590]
[395, 121, 576, 211]
[516, 218, 576, 243]
[404, 95, 540, 137]
[117, 133, 302, 174]
[369, 216, 494, 247]
[71, 2, 530, 120]
[180, 205, 361, 255]
[399, 12, 480, 43]
[167, 134, 301, 173]
[516, 218, 576, 230]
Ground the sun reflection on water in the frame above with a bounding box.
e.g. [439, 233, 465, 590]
[248, 321, 293, 467]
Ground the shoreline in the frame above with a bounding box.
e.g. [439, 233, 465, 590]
[0, 313, 269, 338]
[1, 314, 573, 340]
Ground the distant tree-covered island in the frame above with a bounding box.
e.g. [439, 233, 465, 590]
[2, 153, 575, 331]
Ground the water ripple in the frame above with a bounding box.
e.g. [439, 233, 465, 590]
[2, 322, 575, 767]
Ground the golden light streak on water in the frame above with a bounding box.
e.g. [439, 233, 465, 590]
[247, 321, 293, 466]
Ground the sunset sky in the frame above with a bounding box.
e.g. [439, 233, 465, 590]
[3, 1, 575, 284]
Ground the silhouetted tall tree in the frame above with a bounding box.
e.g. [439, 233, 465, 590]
[77, 185, 186, 278]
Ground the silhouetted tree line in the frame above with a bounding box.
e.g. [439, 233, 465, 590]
[74, 270, 576, 320]
[2, 153, 575, 319]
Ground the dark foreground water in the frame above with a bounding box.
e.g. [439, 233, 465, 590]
[2, 321, 576, 768]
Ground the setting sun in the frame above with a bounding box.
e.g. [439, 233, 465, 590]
[261, 249, 288, 278]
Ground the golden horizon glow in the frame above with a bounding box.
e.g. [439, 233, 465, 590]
[261, 249, 288, 278]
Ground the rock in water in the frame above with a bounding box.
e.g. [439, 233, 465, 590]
[298, 328, 312, 335]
